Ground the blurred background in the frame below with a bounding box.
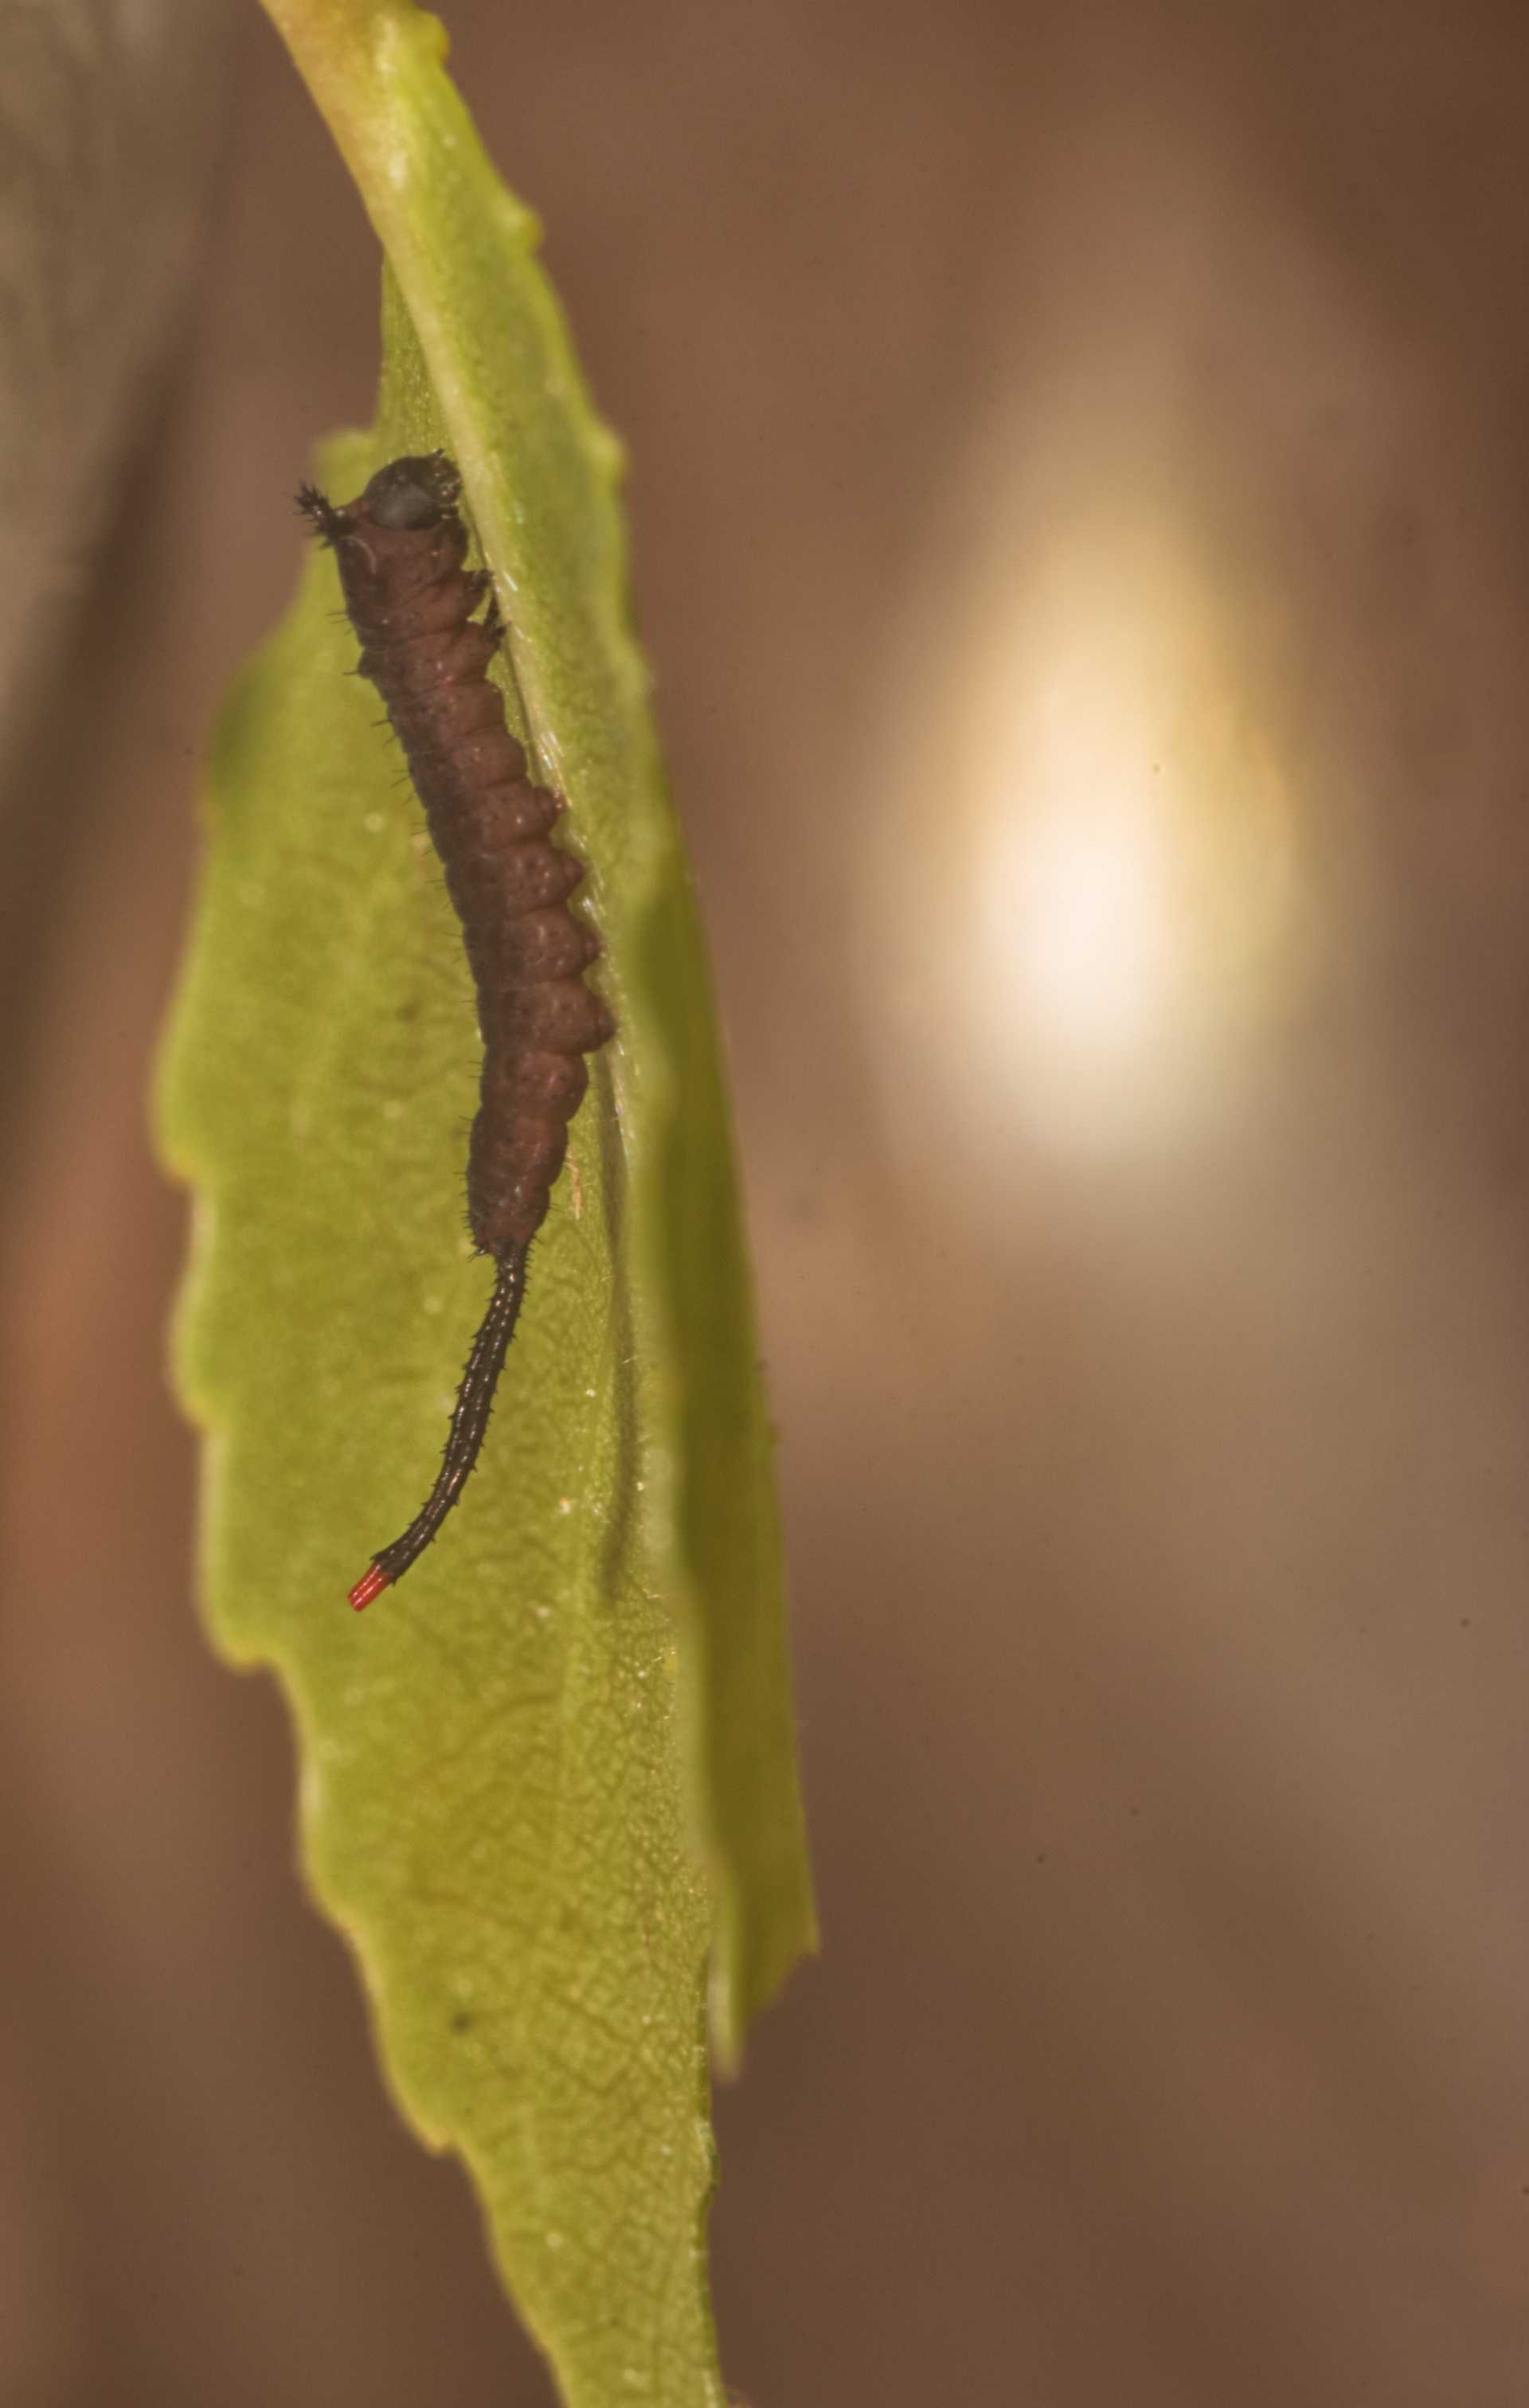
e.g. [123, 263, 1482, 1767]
[5, 2, 1529, 2400]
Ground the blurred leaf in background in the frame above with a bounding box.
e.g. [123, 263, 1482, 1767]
[0, 0, 232, 748]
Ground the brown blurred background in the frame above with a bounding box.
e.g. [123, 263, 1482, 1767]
[6, 2, 1529, 2401]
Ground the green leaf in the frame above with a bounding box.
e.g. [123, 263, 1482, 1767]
[154, 6, 815, 2402]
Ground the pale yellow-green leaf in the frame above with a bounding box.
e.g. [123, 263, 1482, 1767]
[154, 5, 815, 2401]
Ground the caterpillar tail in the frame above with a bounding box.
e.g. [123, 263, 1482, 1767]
[346, 1243, 527, 1609]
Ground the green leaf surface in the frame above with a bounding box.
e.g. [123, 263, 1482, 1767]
[155, 6, 815, 2402]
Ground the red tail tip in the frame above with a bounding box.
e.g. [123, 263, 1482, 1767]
[348, 1563, 390, 1612]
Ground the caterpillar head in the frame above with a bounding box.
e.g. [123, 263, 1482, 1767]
[360, 451, 461, 530]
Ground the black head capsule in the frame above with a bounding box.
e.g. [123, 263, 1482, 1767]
[362, 452, 459, 530]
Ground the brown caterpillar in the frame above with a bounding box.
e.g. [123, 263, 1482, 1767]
[297, 451, 614, 1609]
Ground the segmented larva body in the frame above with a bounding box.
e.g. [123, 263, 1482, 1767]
[297, 451, 613, 1608]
